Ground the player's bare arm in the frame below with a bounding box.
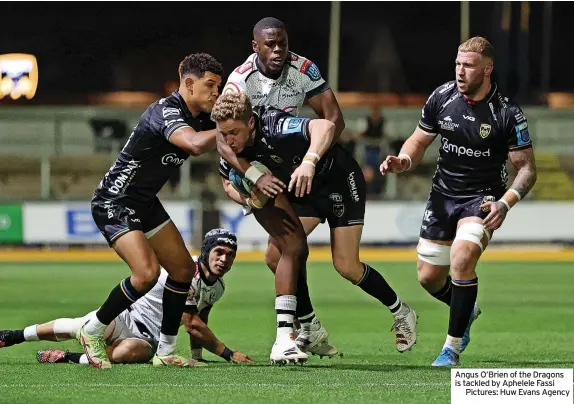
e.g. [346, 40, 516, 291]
[170, 127, 217, 156]
[289, 119, 336, 197]
[221, 178, 248, 205]
[307, 89, 345, 141]
[380, 127, 436, 175]
[182, 308, 254, 364]
[482, 147, 537, 231]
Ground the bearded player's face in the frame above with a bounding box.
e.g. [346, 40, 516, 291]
[253, 28, 289, 75]
[455, 51, 491, 96]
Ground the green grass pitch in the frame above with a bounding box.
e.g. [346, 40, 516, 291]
[1, 261, 573, 403]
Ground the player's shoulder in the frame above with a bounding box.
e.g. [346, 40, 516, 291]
[285, 52, 322, 82]
[430, 80, 458, 100]
[491, 84, 527, 123]
[230, 53, 258, 78]
[146, 93, 184, 119]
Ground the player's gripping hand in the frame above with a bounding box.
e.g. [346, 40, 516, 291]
[481, 200, 508, 231]
[231, 351, 254, 365]
[380, 155, 410, 175]
[289, 163, 315, 197]
[256, 173, 285, 198]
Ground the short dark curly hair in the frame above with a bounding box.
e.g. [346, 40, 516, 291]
[178, 53, 224, 79]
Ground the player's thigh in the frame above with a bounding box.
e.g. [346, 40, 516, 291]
[108, 338, 154, 364]
[265, 216, 321, 272]
[416, 238, 452, 287]
[450, 195, 496, 273]
[144, 198, 193, 282]
[254, 193, 307, 256]
[419, 190, 459, 242]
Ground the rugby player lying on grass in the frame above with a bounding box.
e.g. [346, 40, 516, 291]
[0, 229, 253, 366]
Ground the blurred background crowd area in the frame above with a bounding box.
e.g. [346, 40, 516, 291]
[1, 1, 574, 203]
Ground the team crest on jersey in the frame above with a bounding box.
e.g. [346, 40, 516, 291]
[300, 60, 321, 81]
[480, 123, 492, 139]
[235, 62, 253, 75]
[333, 203, 345, 218]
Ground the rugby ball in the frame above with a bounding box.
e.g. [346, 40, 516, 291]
[229, 161, 271, 208]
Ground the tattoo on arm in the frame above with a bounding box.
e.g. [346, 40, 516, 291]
[509, 147, 537, 198]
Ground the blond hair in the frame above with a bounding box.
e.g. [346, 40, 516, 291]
[458, 37, 495, 61]
[211, 92, 253, 123]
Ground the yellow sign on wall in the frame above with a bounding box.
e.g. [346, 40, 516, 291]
[0, 53, 38, 100]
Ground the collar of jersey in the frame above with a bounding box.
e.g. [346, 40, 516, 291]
[462, 82, 498, 105]
[172, 91, 194, 118]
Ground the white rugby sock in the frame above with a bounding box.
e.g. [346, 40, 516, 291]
[23, 325, 39, 341]
[157, 334, 178, 356]
[84, 317, 107, 336]
[443, 334, 461, 355]
[275, 295, 297, 340]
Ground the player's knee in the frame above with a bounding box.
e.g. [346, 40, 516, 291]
[417, 261, 446, 289]
[332, 254, 363, 283]
[282, 234, 309, 262]
[131, 263, 160, 291]
[451, 223, 489, 272]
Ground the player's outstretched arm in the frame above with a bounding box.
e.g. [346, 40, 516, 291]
[307, 89, 345, 141]
[380, 127, 436, 175]
[169, 127, 217, 157]
[182, 309, 254, 364]
[221, 178, 248, 205]
[482, 147, 537, 231]
[288, 119, 336, 197]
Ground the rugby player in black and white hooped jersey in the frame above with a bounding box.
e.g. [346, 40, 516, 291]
[78, 54, 226, 369]
[380, 37, 537, 367]
[217, 17, 417, 357]
[1, 230, 254, 366]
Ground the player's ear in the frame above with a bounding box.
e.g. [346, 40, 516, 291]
[248, 116, 255, 131]
[185, 77, 194, 94]
[484, 60, 494, 77]
[252, 39, 258, 53]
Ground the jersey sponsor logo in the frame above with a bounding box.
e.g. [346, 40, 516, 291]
[515, 121, 531, 145]
[333, 203, 345, 218]
[300, 60, 321, 81]
[441, 138, 490, 158]
[347, 172, 360, 202]
[438, 116, 459, 131]
[234, 61, 253, 75]
[161, 153, 186, 166]
[329, 193, 343, 202]
[281, 117, 306, 134]
[162, 107, 180, 118]
[108, 160, 139, 195]
[479, 123, 492, 138]
[463, 115, 475, 121]
[270, 155, 283, 164]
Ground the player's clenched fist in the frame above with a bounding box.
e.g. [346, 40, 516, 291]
[380, 155, 411, 175]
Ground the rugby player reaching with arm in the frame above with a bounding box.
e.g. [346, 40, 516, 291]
[380, 37, 537, 367]
[79, 54, 227, 369]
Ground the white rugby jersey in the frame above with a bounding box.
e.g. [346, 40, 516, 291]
[222, 52, 330, 115]
[129, 256, 225, 341]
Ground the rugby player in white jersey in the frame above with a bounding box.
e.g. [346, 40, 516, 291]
[0, 229, 254, 366]
[217, 18, 418, 357]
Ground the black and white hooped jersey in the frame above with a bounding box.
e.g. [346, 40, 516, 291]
[222, 52, 330, 115]
[418, 81, 532, 198]
[94, 92, 215, 206]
